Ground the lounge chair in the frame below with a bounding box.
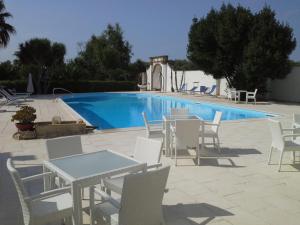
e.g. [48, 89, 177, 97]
[142, 112, 164, 138]
[199, 111, 222, 153]
[0, 89, 24, 109]
[103, 137, 163, 194]
[7, 88, 31, 97]
[178, 83, 187, 93]
[205, 85, 217, 95]
[246, 89, 258, 104]
[7, 158, 73, 225]
[268, 119, 300, 171]
[0, 87, 29, 100]
[170, 118, 201, 166]
[90, 166, 170, 225]
[186, 86, 198, 95]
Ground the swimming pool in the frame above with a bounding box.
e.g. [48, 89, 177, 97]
[62, 93, 273, 130]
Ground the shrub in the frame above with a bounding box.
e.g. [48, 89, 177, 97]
[0, 80, 138, 93]
[11, 106, 37, 124]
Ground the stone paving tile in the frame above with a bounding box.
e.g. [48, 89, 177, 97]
[1, 94, 300, 225]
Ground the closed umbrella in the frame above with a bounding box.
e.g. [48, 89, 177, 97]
[26, 73, 34, 93]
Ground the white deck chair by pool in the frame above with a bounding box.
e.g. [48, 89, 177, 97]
[142, 112, 164, 138]
[90, 166, 170, 225]
[268, 119, 300, 171]
[170, 118, 201, 166]
[7, 158, 73, 225]
[103, 137, 163, 194]
[171, 108, 189, 116]
[246, 89, 258, 104]
[227, 88, 239, 102]
[45, 136, 83, 191]
[200, 111, 222, 153]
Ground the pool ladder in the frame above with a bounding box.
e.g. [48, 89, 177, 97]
[52, 88, 74, 102]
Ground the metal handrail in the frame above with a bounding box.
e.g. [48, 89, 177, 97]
[52, 88, 74, 99]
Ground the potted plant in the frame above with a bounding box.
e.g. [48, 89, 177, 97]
[11, 106, 37, 131]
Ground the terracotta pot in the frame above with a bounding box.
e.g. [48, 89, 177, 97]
[15, 123, 34, 131]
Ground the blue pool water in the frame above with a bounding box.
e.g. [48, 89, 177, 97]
[62, 93, 272, 130]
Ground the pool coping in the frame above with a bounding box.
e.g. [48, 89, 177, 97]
[58, 92, 281, 132]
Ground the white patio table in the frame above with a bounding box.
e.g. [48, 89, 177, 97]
[43, 150, 147, 225]
[163, 114, 204, 157]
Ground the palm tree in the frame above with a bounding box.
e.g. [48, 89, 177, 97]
[0, 0, 15, 48]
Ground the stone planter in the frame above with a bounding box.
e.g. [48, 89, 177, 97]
[35, 121, 87, 138]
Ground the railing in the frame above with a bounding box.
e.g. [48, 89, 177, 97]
[52, 88, 74, 100]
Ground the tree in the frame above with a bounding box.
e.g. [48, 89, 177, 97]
[77, 23, 132, 80]
[0, 0, 15, 48]
[0, 60, 18, 80]
[187, 4, 296, 92]
[15, 38, 66, 94]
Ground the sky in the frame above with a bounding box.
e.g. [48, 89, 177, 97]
[1, 0, 300, 62]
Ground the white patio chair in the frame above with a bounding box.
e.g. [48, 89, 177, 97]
[45, 135, 83, 192]
[7, 158, 73, 225]
[103, 137, 163, 194]
[246, 89, 258, 104]
[227, 88, 239, 102]
[171, 108, 189, 116]
[142, 112, 164, 138]
[170, 118, 201, 166]
[90, 166, 170, 225]
[268, 119, 300, 171]
[199, 111, 222, 153]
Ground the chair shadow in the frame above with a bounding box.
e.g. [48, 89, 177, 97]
[163, 203, 234, 225]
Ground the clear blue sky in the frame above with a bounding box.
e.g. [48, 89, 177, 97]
[1, 0, 300, 62]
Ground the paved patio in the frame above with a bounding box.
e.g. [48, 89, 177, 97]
[1, 93, 300, 225]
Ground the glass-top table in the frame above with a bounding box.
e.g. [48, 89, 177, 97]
[43, 150, 146, 225]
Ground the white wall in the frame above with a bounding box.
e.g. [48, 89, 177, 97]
[269, 66, 300, 102]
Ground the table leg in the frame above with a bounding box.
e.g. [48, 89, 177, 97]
[201, 120, 205, 153]
[72, 181, 82, 225]
[43, 165, 50, 192]
[89, 186, 95, 225]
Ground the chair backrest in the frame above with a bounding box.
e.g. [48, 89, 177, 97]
[253, 89, 258, 96]
[142, 112, 150, 134]
[171, 108, 189, 116]
[175, 119, 200, 149]
[7, 159, 31, 225]
[268, 119, 284, 151]
[200, 86, 207, 93]
[45, 135, 83, 159]
[206, 85, 216, 94]
[119, 166, 170, 225]
[189, 86, 197, 92]
[0, 88, 10, 100]
[212, 111, 222, 133]
[133, 137, 163, 166]
[293, 113, 300, 126]
[179, 83, 186, 91]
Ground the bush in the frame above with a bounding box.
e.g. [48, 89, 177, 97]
[0, 80, 138, 93]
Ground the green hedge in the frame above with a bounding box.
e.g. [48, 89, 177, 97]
[0, 80, 138, 93]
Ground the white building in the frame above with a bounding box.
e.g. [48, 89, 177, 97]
[143, 55, 228, 96]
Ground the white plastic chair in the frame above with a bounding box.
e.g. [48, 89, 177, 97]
[171, 108, 189, 116]
[45, 135, 83, 159]
[228, 88, 239, 102]
[268, 119, 300, 171]
[103, 137, 163, 194]
[7, 158, 73, 225]
[246, 89, 258, 104]
[200, 111, 222, 153]
[170, 118, 201, 166]
[45, 135, 83, 191]
[90, 166, 170, 225]
[142, 112, 164, 138]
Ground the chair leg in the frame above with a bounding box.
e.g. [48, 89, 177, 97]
[212, 137, 216, 150]
[175, 145, 177, 166]
[197, 146, 200, 165]
[268, 146, 273, 165]
[216, 136, 221, 153]
[293, 151, 295, 163]
[278, 151, 284, 172]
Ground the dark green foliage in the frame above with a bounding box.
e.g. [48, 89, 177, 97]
[0, 0, 15, 48]
[76, 23, 133, 80]
[15, 38, 66, 94]
[168, 59, 198, 71]
[187, 4, 296, 92]
[0, 60, 19, 80]
[0, 80, 137, 93]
